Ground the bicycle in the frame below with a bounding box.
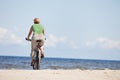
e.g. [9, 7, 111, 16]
[26, 38, 44, 70]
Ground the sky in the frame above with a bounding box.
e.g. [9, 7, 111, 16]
[0, 0, 120, 60]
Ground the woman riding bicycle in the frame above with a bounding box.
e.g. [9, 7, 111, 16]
[26, 18, 45, 66]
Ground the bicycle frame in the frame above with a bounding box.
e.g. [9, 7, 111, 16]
[33, 41, 41, 70]
[26, 38, 42, 70]
[33, 48, 41, 69]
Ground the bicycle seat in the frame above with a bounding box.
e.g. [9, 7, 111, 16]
[36, 40, 42, 42]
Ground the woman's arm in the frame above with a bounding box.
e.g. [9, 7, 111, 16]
[42, 28, 46, 40]
[27, 27, 32, 39]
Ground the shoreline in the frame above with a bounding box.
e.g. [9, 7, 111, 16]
[0, 70, 120, 80]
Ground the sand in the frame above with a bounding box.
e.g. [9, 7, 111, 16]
[0, 70, 120, 80]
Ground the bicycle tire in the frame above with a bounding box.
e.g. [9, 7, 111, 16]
[36, 59, 40, 69]
[33, 59, 39, 70]
[33, 50, 41, 70]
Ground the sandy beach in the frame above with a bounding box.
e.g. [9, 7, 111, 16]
[0, 70, 120, 80]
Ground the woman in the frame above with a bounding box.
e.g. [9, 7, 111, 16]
[26, 18, 45, 66]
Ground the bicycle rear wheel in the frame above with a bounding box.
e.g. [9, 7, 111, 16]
[36, 59, 40, 69]
[33, 59, 39, 70]
[33, 50, 41, 70]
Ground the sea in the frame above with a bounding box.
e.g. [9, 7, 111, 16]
[0, 56, 120, 70]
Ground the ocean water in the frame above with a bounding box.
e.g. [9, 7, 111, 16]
[0, 56, 120, 70]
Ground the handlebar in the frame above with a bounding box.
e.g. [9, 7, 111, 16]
[25, 38, 32, 41]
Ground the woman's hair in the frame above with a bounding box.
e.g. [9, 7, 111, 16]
[34, 18, 40, 24]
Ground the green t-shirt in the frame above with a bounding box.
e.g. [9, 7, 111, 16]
[32, 24, 44, 34]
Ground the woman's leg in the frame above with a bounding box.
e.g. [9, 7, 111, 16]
[39, 40, 45, 58]
[39, 46, 44, 58]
